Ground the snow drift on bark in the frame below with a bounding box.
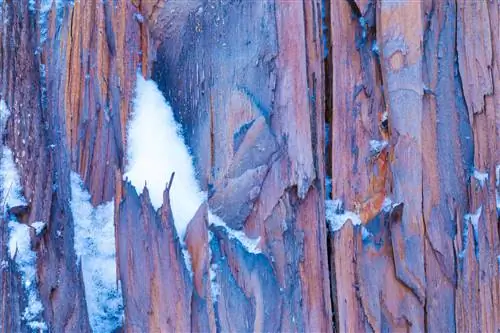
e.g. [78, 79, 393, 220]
[8, 221, 47, 331]
[124, 73, 204, 239]
[209, 212, 261, 254]
[2, 145, 46, 330]
[0, 99, 11, 130]
[70, 172, 123, 333]
[1, 147, 27, 208]
[124, 74, 262, 259]
[325, 199, 362, 232]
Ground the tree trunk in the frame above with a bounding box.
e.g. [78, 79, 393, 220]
[0, 0, 498, 332]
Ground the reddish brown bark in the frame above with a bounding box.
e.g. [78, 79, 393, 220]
[328, 0, 499, 332]
[0, 0, 498, 332]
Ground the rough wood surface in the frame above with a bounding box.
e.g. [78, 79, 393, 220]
[117, 182, 193, 332]
[0, 0, 498, 332]
[328, 0, 499, 332]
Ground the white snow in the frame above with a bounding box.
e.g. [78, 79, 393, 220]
[31, 221, 46, 236]
[2, 145, 46, 330]
[35, 0, 64, 49]
[209, 263, 220, 301]
[28, 0, 36, 11]
[124, 74, 204, 240]
[0, 99, 11, 129]
[381, 111, 388, 123]
[472, 168, 489, 188]
[8, 220, 47, 331]
[207, 231, 220, 302]
[325, 199, 362, 232]
[8, 222, 35, 277]
[22, 292, 46, 331]
[381, 197, 394, 212]
[208, 212, 261, 254]
[38, 1, 53, 45]
[182, 248, 193, 278]
[70, 172, 123, 333]
[465, 206, 482, 239]
[1, 146, 27, 209]
[70, 172, 95, 258]
[369, 139, 388, 155]
[133, 13, 144, 23]
[361, 226, 372, 241]
[458, 224, 470, 260]
[459, 206, 482, 259]
[371, 40, 380, 55]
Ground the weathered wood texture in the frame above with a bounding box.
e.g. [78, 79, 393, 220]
[1, 0, 333, 331]
[0, 0, 498, 332]
[328, 0, 499, 332]
[150, 0, 332, 331]
[118, 182, 193, 332]
[1, 1, 91, 331]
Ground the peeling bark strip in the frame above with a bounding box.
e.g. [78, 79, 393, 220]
[456, 0, 493, 118]
[379, 0, 426, 304]
[0, 0, 499, 332]
[117, 182, 192, 332]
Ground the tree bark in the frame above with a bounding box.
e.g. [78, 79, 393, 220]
[0, 0, 498, 332]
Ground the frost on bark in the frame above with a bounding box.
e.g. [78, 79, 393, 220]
[0, 0, 498, 332]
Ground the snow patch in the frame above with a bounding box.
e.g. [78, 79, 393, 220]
[38, 0, 54, 45]
[209, 263, 220, 301]
[31, 0, 66, 54]
[465, 206, 481, 240]
[369, 139, 388, 156]
[208, 212, 261, 254]
[1, 146, 27, 209]
[381, 111, 388, 123]
[22, 292, 46, 331]
[182, 248, 193, 278]
[28, 0, 36, 11]
[133, 12, 144, 23]
[207, 231, 220, 305]
[2, 151, 40, 330]
[459, 206, 482, 259]
[31, 221, 46, 236]
[8, 222, 34, 274]
[361, 226, 372, 241]
[0, 99, 11, 129]
[124, 74, 204, 240]
[8, 220, 47, 331]
[70, 172, 123, 333]
[381, 197, 394, 212]
[371, 40, 380, 55]
[472, 168, 489, 188]
[325, 199, 362, 232]
[458, 223, 470, 260]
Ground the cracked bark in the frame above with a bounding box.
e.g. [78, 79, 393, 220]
[0, 0, 498, 332]
[328, 0, 499, 332]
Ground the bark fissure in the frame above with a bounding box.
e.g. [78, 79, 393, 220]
[0, 0, 498, 331]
